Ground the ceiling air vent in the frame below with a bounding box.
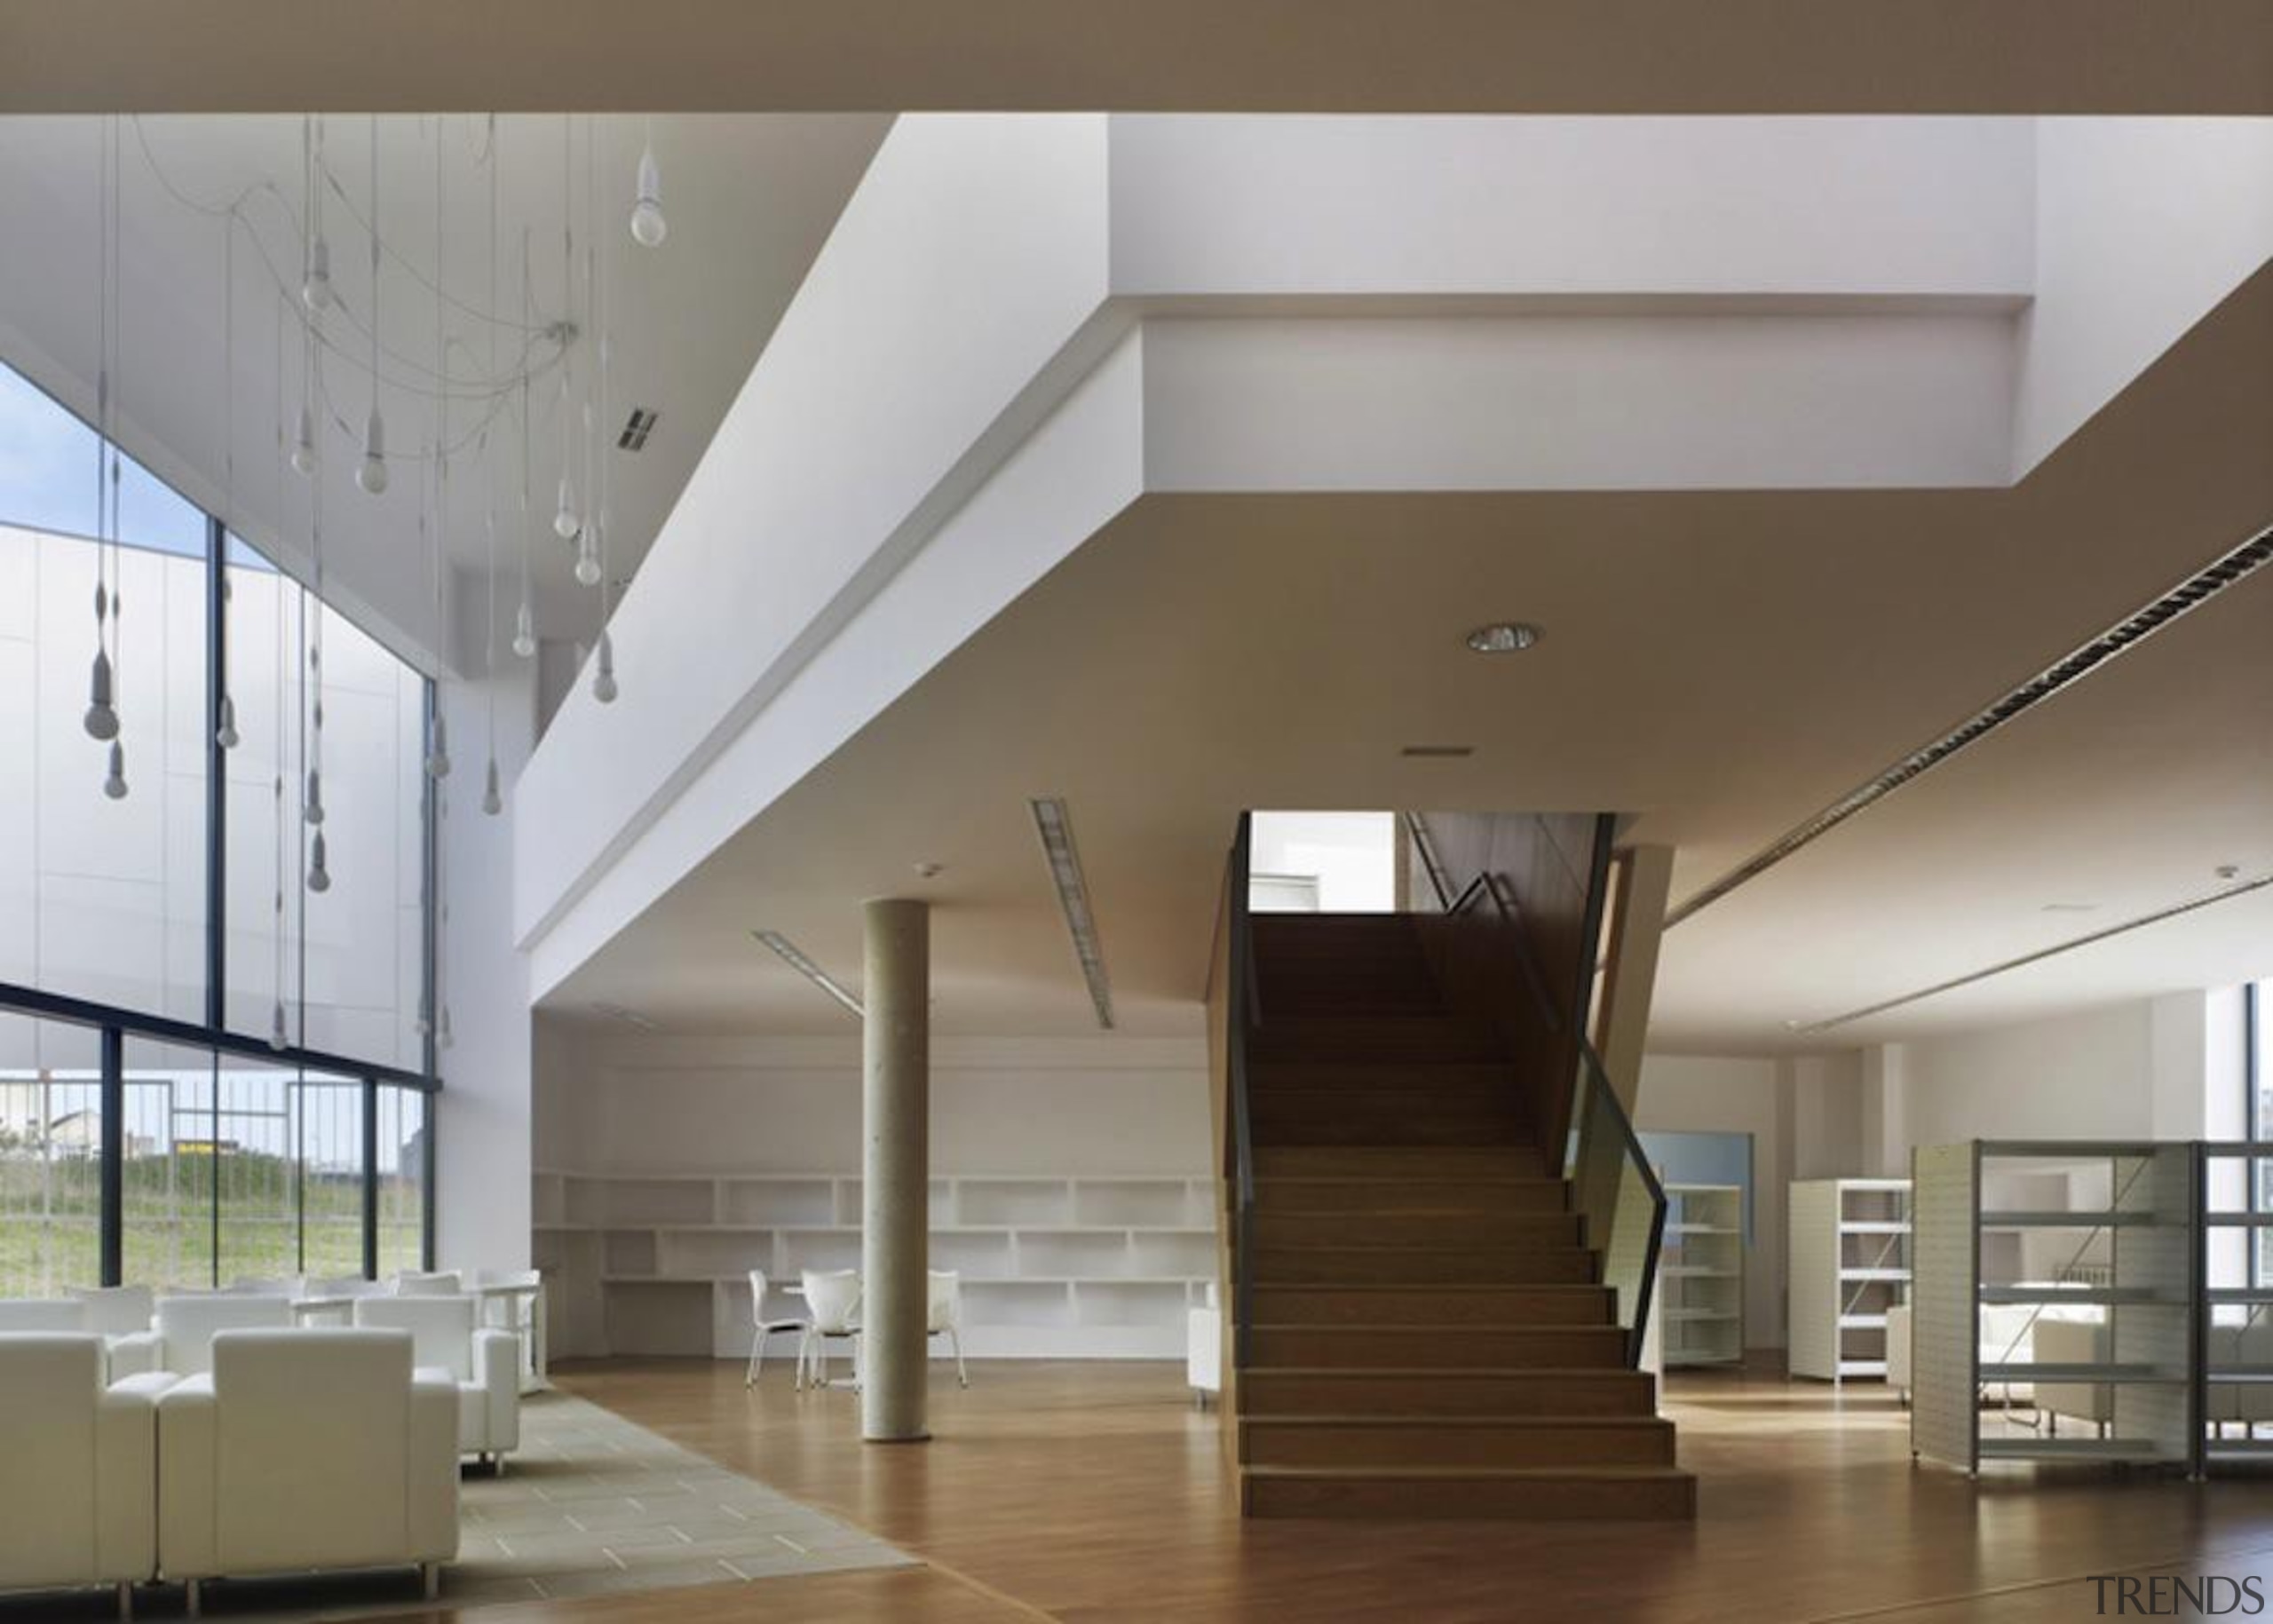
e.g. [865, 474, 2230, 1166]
[1667, 520, 2273, 928]
[618, 408, 659, 452]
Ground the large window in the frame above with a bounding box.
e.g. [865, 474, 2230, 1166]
[0, 355, 438, 1294]
[0, 1012, 105, 1297]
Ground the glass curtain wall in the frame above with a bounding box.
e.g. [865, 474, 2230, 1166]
[0, 353, 437, 1295]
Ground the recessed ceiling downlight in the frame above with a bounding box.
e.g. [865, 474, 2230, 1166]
[1466, 622, 1541, 654]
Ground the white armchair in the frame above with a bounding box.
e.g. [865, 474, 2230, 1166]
[0, 1333, 163, 1620]
[352, 1295, 520, 1470]
[116, 1295, 294, 1380]
[73, 1287, 160, 1380]
[928, 1270, 970, 1388]
[0, 1298, 89, 1333]
[156, 1328, 458, 1614]
[391, 1271, 463, 1296]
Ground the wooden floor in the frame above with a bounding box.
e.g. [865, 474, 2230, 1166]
[388, 1358, 2273, 1622]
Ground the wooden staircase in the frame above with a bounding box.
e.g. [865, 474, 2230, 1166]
[1234, 914, 1695, 1520]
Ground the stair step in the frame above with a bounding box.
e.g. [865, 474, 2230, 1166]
[1255, 1118, 1531, 1147]
[1254, 1178, 1568, 1215]
[1253, 1246, 1596, 1286]
[1255, 1210, 1580, 1249]
[1249, 1061, 1516, 1091]
[1254, 1145, 1546, 1179]
[1249, 1325, 1628, 1369]
[1249, 1090, 1520, 1123]
[1249, 1284, 1611, 1327]
[1239, 1415, 1676, 1470]
[1241, 1464, 1696, 1521]
[1240, 1367, 1658, 1418]
[1250, 1017, 1505, 1065]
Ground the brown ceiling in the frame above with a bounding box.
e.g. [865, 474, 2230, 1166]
[7, 4, 2273, 115]
[546, 265, 2273, 1048]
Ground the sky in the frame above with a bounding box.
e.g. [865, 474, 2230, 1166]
[0, 359, 211, 558]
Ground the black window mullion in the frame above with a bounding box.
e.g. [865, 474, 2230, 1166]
[361, 1078, 380, 1281]
[99, 1026, 123, 1287]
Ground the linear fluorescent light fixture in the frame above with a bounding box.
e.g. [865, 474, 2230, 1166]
[752, 931, 864, 1018]
[1030, 796, 1115, 1031]
[1668, 520, 2273, 930]
[1786, 869, 2273, 1036]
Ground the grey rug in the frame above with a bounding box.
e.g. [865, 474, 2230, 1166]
[1, 1391, 915, 1620]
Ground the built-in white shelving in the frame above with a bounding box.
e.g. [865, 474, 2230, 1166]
[1789, 1177, 1912, 1383]
[1660, 1184, 1745, 1367]
[531, 1169, 1217, 1361]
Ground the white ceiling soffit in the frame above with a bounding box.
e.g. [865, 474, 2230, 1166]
[514, 115, 2273, 1010]
[541, 244, 2273, 1042]
[0, 113, 889, 672]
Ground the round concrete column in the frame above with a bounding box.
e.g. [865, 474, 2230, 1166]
[861, 897, 931, 1442]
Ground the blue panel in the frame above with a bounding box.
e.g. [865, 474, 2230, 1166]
[1639, 1129, 1755, 1244]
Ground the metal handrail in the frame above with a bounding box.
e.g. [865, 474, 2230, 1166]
[1227, 812, 1260, 1370]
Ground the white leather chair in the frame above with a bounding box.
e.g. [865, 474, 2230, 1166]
[928, 1270, 970, 1387]
[744, 1270, 806, 1387]
[0, 1333, 165, 1620]
[392, 1271, 463, 1296]
[466, 1268, 548, 1394]
[298, 1275, 381, 1327]
[799, 1269, 862, 1390]
[156, 1328, 458, 1615]
[352, 1295, 520, 1470]
[115, 1295, 295, 1381]
[0, 1298, 89, 1333]
[71, 1287, 162, 1381]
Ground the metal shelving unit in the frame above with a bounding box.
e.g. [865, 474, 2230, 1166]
[1660, 1184, 1745, 1367]
[1789, 1177, 1911, 1382]
[1911, 1142, 2195, 1476]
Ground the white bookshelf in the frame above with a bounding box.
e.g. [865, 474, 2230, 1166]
[1660, 1184, 1745, 1367]
[530, 1169, 1217, 1361]
[1789, 1177, 1912, 1382]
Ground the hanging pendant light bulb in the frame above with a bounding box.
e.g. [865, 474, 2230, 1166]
[554, 475, 579, 542]
[591, 627, 618, 704]
[269, 997, 289, 1052]
[512, 599, 536, 660]
[102, 739, 128, 800]
[438, 1004, 455, 1050]
[84, 646, 118, 741]
[291, 402, 318, 476]
[356, 403, 388, 495]
[425, 709, 451, 780]
[304, 767, 324, 827]
[307, 828, 331, 893]
[215, 693, 240, 751]
[480, 756, 503, 817]
[302, 233, 334, 311]
[574, 528, 602, 586]
[630, 139, 667, 248]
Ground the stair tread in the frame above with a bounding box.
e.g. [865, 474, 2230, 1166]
[1254, 1282, 1599, 1292]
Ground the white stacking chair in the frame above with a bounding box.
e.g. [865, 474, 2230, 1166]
[798, 1269, 862, 1390]
[928, 1270, 970, 1388]
[466, 1268, 548, 1394]
[743, 1270, 806, 1388]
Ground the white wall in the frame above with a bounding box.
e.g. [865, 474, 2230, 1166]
[1249, 811, 1397, 912]
[433, 657, 538, 1274]
[1636, 1053, 1787, 1348]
